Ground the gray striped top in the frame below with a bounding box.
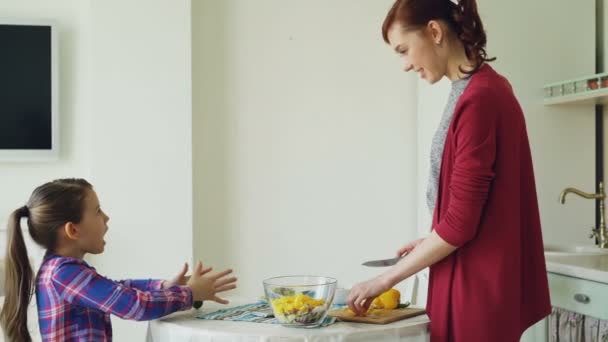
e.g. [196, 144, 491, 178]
[426, 77, 471, 215]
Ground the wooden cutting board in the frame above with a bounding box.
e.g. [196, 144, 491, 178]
[328, 307, 426, 324]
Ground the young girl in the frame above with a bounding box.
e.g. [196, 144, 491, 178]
[347, 0, 551, 341]
[0, 178, 237, 342]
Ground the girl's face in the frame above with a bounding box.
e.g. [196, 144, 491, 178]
[75, 189, 109, 255]
[386, 21, 448, 84]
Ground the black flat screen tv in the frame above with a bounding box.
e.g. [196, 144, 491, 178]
[0, 21, 58, 161]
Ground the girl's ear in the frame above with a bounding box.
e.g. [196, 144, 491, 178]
[63, 222, 79, 240]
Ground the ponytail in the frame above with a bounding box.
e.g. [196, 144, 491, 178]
[0, 179, 92, 341]
[449, 0, 495, 74]
[0, 207, 34, 342]
[382, 0, 495, 75]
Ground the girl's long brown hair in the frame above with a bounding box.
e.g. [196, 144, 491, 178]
[1, 179, 91, 342]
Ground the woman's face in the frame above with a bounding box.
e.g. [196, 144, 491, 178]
[387, 21, 448, 84]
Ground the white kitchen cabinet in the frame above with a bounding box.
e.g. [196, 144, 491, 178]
[520, 270, 608, 342]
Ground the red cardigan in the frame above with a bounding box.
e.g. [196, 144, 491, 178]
[427, 65, 551, 342]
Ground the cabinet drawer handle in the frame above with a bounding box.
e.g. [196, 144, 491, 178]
[574, 294, 590, 304]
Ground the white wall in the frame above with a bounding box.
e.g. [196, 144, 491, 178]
[0, 3, 91, 340]
[417, 0, 596, 251]
[0, 0, 91, 262]
[87, 0, 193, 340]
[193, 0, 420, 301]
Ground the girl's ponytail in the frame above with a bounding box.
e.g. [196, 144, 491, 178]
[1, 179, 92, 341]
[1, 206, 34, 342]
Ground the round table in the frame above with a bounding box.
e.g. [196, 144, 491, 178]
[146, 298, 430, 342]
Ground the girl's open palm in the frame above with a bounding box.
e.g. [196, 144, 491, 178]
[187, 261, 237, 304]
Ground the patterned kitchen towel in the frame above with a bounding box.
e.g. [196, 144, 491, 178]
[196, 301, 337, 327]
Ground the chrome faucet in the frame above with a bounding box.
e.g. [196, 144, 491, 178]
[559, 181, 608, 248]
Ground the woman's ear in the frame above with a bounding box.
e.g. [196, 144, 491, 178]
[426, 20, 444, 45]
[63, 222, 79, 240]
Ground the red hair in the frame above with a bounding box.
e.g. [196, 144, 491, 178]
[382, 0, 495, 74]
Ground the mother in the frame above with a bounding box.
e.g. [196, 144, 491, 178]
[347, 0, 551, 341]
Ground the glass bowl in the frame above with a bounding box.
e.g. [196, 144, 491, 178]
[263, 275, 337, 328]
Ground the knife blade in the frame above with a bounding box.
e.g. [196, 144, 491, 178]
[361, 254, 406, 267]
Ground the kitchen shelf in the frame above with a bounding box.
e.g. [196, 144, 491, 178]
[544, 72, 608, 106]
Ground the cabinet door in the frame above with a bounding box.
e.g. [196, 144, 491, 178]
[548, 273, 608, 321]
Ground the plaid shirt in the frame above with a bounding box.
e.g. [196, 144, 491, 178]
[35, 253, 192, 341]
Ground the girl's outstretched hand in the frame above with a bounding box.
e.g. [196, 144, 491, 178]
[187, 261, 237, 304]
[162, 262, 212, 289]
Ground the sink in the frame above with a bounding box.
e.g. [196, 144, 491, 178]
[548, 254, 608, 267]
[545, 253, 608, 284]
[544, 244, 608, 256]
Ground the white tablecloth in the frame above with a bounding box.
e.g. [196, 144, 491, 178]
[146, 298, 430, 342]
